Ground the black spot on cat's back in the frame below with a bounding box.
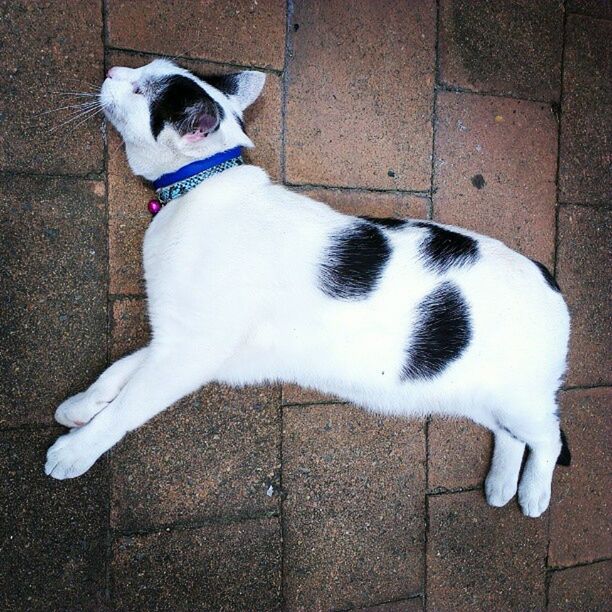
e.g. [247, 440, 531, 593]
[413, 222, 480, 273]
[401, 281, 471, 381]
[359, 216, 408, 230]
[319, 221, 391, 300]
[530, 259, 561, 293]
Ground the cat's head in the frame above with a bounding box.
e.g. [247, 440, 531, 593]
[100, 59, 265, 180]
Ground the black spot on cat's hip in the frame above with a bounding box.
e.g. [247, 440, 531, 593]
[319, 221, 391, 300]
[529, 258, 561, 293]
[413, 222, 480, 274]
[401, 281, 471, 381]
[471, 174, 486, 189]
[359, 216, 408, 230]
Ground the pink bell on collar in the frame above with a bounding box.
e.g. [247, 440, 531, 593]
[147, 198, 162, 215]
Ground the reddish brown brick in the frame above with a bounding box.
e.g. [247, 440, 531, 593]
[548, 561, 611, 611]
[111, 297, 149, 361]
[107, 0, 286, 70]
[433, 91, 557, 267]
[439, 0, 564, 100]
[107, 51, 283, 294]
[559, 15, 612, 204]
[549, 388, 612, 567]
[427, 490, 547, 610]
[0, 175, 107, 426]
[283, 404, 425, 609]
[286, 0, 435, 190]
[556, 206, 611, 387]
[0, 428, 108, 610]
[428, 419, 492, 491]
[0, 1, 103, 174]
[111, 383, 280, 532]
[112, 518, 281, 610]
[300, 188, 429, 220]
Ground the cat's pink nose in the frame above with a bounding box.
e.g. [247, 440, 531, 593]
[106, 67, 119, 79]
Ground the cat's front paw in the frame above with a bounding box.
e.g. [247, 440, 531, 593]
[45, 430, 104, 480]
[485, 471, 518, 508]
[55, 391, 109, 428]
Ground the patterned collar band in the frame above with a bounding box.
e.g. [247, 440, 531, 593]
[147, 146, 243, 216]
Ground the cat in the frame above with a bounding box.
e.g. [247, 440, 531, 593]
[46, 59, 571, 518]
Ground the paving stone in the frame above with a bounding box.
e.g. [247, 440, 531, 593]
[107, 51, 283, 294]
[111, 383, 280, 532]
[283, 404, 426, 609]
[112, 518, 281, 611]
[559, 15, 612, 204]
[0, 175, 107, 426]
[548, 561, 611, 611]
[568, 0, 612, 18]
[549, 388, 612, 567]
[556, 206, 611, 387]
[111, 297, 150, 361]
[428, 419, 492, 491]
[433, 91, 557, 267]
[286, 0, 435, 190]
[0, 428, 108, 610]
[107, 0, 286, 70]
[427, 490, 547, 610]
[282, 383, 339, 406]
[359, 597, 423, 612]
[0, 1, 103, 174]
[299, 188, 430, 220]
[439, 0, 564, 100]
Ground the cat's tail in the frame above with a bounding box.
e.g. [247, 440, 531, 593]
[557, 428, 571, 466]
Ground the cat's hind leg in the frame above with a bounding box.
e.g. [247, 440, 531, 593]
[55, 347, 148, 428]
[496, 399, 566, 518]
[485, 428, 526, 508]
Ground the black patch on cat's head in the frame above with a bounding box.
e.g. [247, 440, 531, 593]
[359, 216, 408, 230]
[319, 221, 391, 300]
[413, 222, 480, 274]
[192, 71, 240, 96]
[149, 75, 224, 138]
[401, 281, 471, 380]
[529, 259, 561, 293]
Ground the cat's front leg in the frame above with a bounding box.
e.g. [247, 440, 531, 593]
[45, 347, 208, 479]
[55, 348, 148, 427]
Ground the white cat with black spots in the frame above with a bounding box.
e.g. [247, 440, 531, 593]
[46, 59, 571, 518]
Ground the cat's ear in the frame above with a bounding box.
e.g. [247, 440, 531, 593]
[231, 71, 266, 111]
[183, 110, 219, 143]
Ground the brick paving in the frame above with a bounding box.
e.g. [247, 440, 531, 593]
[1, 1, 610, 610]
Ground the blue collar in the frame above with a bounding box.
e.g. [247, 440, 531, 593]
[152, 146, 243, 206]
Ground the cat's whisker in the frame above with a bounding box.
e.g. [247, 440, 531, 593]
[48, 104, 104, 134]
[50, 91, 100, 97]
[41, 101, 101, 115]
[60, 106, 106, 135]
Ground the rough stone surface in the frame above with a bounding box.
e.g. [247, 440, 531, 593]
[428, 419, 492, 491]
[111, 297, 150, 361]
[359, 598, 424, 612]
[439, 0, 564, 100]
[548, 561, 612, 611]
[0, 428, 108, 610]
[111, 383, 280, 532]
[112, 518, 282, 610]
[107, 0, 285, 70]
[568, 0, 612, 21]
[286, 0, 435, 190]
[0, 1, 104, 174]
[427, 490, 547, 610]
[433, 91, 557, 266]
[549, 388, 612, 567]
[556, 206, 611, 387]
[0, 175, 107, 426]
[559, 15, 612, 204]
[283, 404, 426, 610]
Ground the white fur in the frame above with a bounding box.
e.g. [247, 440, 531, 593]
[47, 61, 570, 518]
